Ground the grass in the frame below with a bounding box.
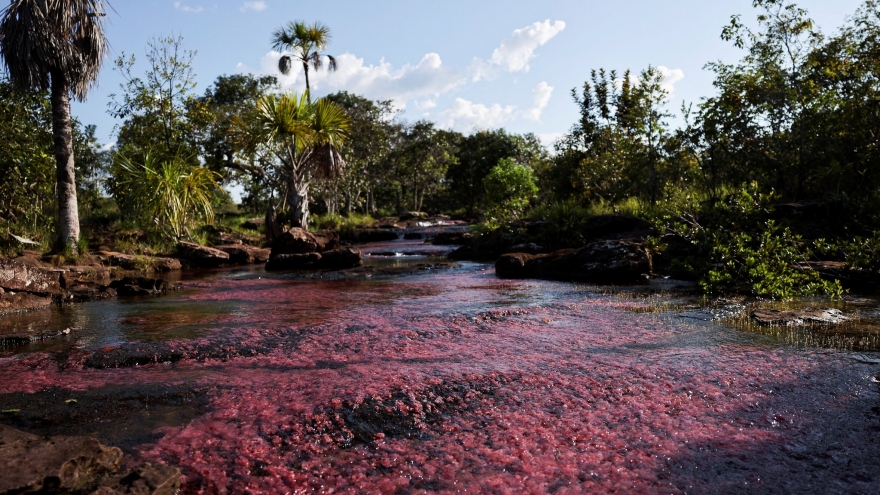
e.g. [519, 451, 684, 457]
[310, 213, 375, 237]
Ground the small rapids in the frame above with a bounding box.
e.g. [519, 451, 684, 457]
[1, 248, 879, 493]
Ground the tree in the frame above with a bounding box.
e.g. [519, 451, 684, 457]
[234, 92, 350, 229]
[0, 0, 109, 253]
[483, 157, 538, 222]
[272, 20, 337, 99]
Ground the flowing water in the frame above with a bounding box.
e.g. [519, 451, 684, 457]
[1, 239, 880, 494]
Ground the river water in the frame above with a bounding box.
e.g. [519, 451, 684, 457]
[1, 239, 879, 494]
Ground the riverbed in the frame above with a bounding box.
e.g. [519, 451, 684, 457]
[1, 239, 879, 494]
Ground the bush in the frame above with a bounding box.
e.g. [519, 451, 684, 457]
[483, 158, 538, 222]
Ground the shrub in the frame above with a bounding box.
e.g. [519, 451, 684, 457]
[483, 158, 538, 222]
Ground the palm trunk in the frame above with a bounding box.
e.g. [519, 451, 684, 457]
[303, 62, 311, 102]
[287, 167, 310, 229]
[50, 72, 80, 253]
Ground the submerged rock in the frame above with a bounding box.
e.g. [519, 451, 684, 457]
[750, 308, 850, 326]
[496, 240, 651, 284]
[109, 276, 170, 296]
[0, 291, 53, 315]
[266, 248, 363, 272]
[176, 242, 230, 268]
[0, 425, 180, 495]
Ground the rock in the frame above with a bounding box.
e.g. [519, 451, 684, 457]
[750, 308, 850, 326]
[176, 242, 230, 268]
[271, 228, 319, 257]
[504, 242, 545, 255]
[312, 229, 340, 252]
[212, 232, 242, 245]
[110, 277, 170, 296]
[101, 252, 183, 273]
[403, 232, 423, 240]
[317, 247, 363, 270]
[351, 229, 399, 243]
[93, 463, 181, 495]
[215, 245, 271, 265]
[0, 258, 63, 295]
[495, 240, 651, 284]
[265, 252, 322, 271]
[0, 291, 53, 314]
[0, 424, 123, 494]
[59, 266, 112, 288]
[432, 232, 474, 246]
[242, 217, 265, 230]
[399, 211, 426, 221]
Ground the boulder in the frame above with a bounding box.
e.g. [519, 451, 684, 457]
[317, 247, 363, 270]
[100, 252, 182, 272]
[176, 242, 230, 268]
[750, 308, 850, 326]
[265, 252, 322, 271]
[215, 244, 271, 265]
[271, 228, 319, 257]
[312, 229, 340, 252]
[433, 232, 474, 246]
[59, 266, 112, 288]
[242, 217, 265, 230]
[212, 231, 243, 246]
[496, 240, 650, 284]
[0, 291, 53, 314]
[0, 424, 123, 494]
[503, 242, 545, 255]
[93, 463, 181, 495]
[399, 211, 426, 221]
[0, 258, 63, 295]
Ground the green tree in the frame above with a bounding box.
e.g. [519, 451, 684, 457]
[273, 20, 337, 99]
[0, 0, 109, 253]
[483, 157, 538, 222]
[233, 92, 350, 229]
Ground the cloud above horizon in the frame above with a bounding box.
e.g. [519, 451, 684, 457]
[174, 2, 204, 13]
[240, 1, 267, 12]
[471, 20, 566, 81]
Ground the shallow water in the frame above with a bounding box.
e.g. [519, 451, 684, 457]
[1, 240, 880, 494]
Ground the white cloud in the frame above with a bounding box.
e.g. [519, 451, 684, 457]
[521, 82, 553, 122]
[262, 51, 463, 107]
[472, 20, 566, 81]
[415, 99, 437, 111]
[438, 98, 516, 131]
[656, 66, 685, 95]
[537, 132, 563, 150]
[98, 141, 116, 152]
[174, 2, 204, 13]
[240, 1, 266, 12]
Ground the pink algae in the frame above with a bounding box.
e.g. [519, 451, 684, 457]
[1, 269, 879, 493]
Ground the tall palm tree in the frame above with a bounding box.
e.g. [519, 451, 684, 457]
[272, 20, 337, 101]
[238, 92, 350, 229]
[0, 0, 109, 253]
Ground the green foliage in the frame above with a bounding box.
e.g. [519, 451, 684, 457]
[530, 200, 592, 251]
[109, 151, 220, 240]
[483, 158, 538, 222]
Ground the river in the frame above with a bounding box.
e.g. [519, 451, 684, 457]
[1, 238, 879, 494]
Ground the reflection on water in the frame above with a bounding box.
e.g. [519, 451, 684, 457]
[1, 241, 879, 493]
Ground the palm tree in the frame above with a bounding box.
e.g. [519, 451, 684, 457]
[272, 20, 337, 101]
[0, 0, 109, 253]
[237, 92, 350, 229]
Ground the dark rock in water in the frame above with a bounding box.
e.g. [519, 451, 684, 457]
[449, 231, 522, 261]
[504, 242, 544, 255]
[0, 424, 123, 493]
[0, 258, 63, 295]
[403, 232, 423, 240]
[265, 252, 322, 271]
[350, 229, 399, 243]
[312, 229, 340, 252]
[496, 240, 650, 284]
[110, 277, 169, 296]
[271, 228, 319, 257]
[215, 244, 271, 265]
[0, 291, 53, 314]
[433, 232, 474, 246]
[317, 247, 363, 270]
[177, 242, 230, 268]
[750, 308, 849, 326]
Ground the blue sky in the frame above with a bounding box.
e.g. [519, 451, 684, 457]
[73, 0, 866, 149]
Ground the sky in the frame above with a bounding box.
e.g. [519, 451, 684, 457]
[72, 0, 866, 151]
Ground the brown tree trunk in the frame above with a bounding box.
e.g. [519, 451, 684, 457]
[50, 72, 80, 253]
